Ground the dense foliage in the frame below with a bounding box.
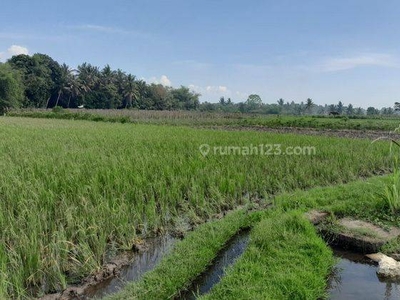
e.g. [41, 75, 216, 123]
[200, 97, 396, 116]
[0, 63, 24, 113]
[3, 54, 200, 111]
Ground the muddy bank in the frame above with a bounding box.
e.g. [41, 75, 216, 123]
[40, 235, 177, 300]
[37, 204, 267, 300]
[306, 211, 400, 254]
[207, 125, 400, 140]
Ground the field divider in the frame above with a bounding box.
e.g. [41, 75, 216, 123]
[200, 211, 334, 300]
[105, 208, 265, 300]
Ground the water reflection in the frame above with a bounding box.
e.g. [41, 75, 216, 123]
[329, 248, 400, 300]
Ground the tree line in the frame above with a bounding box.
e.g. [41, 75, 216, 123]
[0, 53, 200, 113]
[200, 96, 396, 116]
[0, 52, 397, 116]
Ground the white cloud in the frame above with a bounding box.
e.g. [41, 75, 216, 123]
[160, 75, 171, 86]
[188, 84, 243, 101]
[188, 84, 200, 91]
[148, 75, 172, 86]
[0, 45, 29, 62]
[219, 86, 227, 92]
[235, 91, 248, 99]
[8, 45, 28, 56]
[318, 53, 399, 72]
[206, 85, 228, 93]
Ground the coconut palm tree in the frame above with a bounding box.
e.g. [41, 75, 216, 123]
[123, 74, 139, 108]
[114, 69, 127, 93]
[54, 63, 75, 108]
[305, 98, 314, 114]
[101, 64, 115, 86]
[66, 74, 87, 108]
[77, 63, 100, 90]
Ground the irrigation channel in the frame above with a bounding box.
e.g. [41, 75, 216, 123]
[78, 230, 250, 299]
[328, 248, 400, 300]
[57, 230, 400, 299]
[179, 230, 250, 299]
[85, 235, 177, 299]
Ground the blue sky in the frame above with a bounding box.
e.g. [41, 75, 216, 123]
[0, 0, 399, 108]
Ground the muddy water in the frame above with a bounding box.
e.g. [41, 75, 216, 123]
[328, 248, 400, 300]
[85, 235, 176, 299]
[180, 230, 250, 299]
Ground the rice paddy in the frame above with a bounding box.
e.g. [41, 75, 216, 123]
[9, 108, 400, 131]
[0, 116, 395, 298]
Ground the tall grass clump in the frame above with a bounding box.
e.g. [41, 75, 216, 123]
[382, 165, 400, 213]
[378, 140, 400, 213]
[373, 134, 400, 214]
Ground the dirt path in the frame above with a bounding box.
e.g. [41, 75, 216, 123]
[207, 125, 400, 140]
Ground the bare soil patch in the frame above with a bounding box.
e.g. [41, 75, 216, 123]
[209, 126, 400, 140]
[306, 211, 400, 254]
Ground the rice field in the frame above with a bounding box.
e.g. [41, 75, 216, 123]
[0, 116, 394, 298]
[9, 108, 400, 131]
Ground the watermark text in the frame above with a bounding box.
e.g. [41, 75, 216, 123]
[199, 144, 316, 157]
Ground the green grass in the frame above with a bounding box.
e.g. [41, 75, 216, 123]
[379, 164, 400, 214]
[200, 212, 334, 300]
[273, 175, 400, 227]
[381, 236, 400, 254]
[0, 116, 395, 298]
[200, 174, 400, 300]
[109, 175, 400, 300]
[8, 108, 400, 131]
[105, 208, 261, 300]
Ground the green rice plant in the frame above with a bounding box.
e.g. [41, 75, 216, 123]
[381, 157, 400, 214]
[0, 117, 393, 298]
[373, 136, 400, 215]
